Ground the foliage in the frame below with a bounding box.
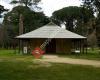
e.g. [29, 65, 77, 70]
[87, 30, 97, 49]
[0, 27, 3, 46]
[81, 0, 100, 12]
[4, 6, 49, 33]
[0, 5, 8, 18]
[10, 0, 41, 7]
[81, 0, 100, 47]
[0, 6, 49, 48]
[52, 6, 94, 35]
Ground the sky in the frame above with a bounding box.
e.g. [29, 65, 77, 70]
[0, 0, 81, 16]
[41, 0, 81, 16]
[0, 0, 81, 23]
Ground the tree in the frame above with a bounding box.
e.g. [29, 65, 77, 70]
[10, 0, 41, 7]
[81, 0, 100, 12]
[0, 5, 8, 18]
[3, 6, 49, 33]
[0, 27, 3, 47]
[87, 29, 97, 50]
[52, 6, 94, 35]
[0, 5, 8, 47]
[81, 0, 100, 47]
[2, 6, 49, 48]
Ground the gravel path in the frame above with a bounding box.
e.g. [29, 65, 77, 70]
[38, 55, 100, 67]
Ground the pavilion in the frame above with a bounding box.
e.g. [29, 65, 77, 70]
[16, 22, 87, 54]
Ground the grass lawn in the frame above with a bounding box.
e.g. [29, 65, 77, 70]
[0, 61, 100, 80]
[59, 48, 100, 60]
[0, 49, 100, 80]
[1, 48, 100, 60]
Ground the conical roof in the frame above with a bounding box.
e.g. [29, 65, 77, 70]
[16, 22, 86, 39]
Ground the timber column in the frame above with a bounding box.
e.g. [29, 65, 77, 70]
[19, 14, 24, 54]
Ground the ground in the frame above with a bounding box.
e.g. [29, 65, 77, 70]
[42, 55, 100, 67]
[0, 49, 100, 80]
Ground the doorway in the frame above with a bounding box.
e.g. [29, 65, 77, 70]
[46, 39, 56, 53]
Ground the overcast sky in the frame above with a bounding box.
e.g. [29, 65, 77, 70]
[0, 0, 81, 16]
[41, 0, 81, 16]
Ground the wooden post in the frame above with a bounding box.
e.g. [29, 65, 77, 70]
[86, 39, 88, 54]
[82, 39, 84, 54]
[79, 39, 81, 54]
[19, 14, 24, 54]
[80, 40, 82, 53]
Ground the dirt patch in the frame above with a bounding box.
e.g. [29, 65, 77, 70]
[37, 55, 100, 67]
